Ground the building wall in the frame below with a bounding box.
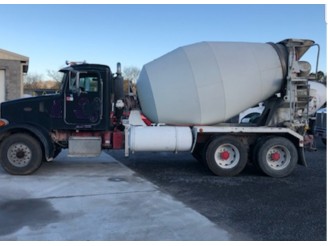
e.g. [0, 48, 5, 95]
[0, 59, 23, 101]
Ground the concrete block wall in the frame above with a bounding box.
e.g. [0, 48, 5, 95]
[0, 59, 23, 100]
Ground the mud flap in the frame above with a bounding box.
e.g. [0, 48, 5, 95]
[298, 147, 308, 167]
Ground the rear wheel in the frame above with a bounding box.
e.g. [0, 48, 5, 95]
[252, 136, 272, 170]
[204, 136, 248, 176]
[0, 133, 43, 175]
[256, 137, 297, 178]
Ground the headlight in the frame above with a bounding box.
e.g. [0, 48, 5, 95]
[0, 119, 8, 127]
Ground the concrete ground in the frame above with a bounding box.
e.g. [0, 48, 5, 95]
[0, 150, 231, 241]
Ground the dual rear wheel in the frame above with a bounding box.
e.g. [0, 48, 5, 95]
[253, 136, 298, 178]
[194, 135, 298, 177]
[205, 136, 248, 177]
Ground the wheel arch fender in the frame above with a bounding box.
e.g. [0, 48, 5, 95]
[0, 124, 54, 162]
[284, 134, 307, 167]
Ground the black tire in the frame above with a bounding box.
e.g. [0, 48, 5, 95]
[256, 137, 297, 178]
[251, 136, 273, 170]
[0, 133, 43, 175]
[204, 136, 248, 176]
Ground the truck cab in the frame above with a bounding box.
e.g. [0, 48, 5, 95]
[0, 62, 125, 174]
[58, 63, 112, 130]
[0, 63, 115, 131]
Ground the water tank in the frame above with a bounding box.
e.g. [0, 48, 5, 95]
[137, 41, 286, 125]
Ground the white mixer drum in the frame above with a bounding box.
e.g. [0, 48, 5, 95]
[137, 41, 285, 125]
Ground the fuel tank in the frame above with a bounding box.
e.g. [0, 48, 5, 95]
[137, 41, 286, 125]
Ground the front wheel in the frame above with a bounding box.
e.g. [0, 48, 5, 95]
[256, 137, 297, 178]
[0, 133, 43, 175]
[204, 136, 248, 176]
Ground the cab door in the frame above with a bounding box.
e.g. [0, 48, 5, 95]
[64, 70, 103, 126]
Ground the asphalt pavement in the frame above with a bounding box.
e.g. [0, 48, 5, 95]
[0, 150, 232, 241]
[109, 139, 327, 241]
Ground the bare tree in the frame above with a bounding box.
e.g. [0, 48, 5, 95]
[24, 72, 61, 92]
[309, 71, 326, 84]
[47, 69, 64, 83]
[316, 71, 326, 84]
[24, 72, 43, 84]
[123, 66, 140, 83]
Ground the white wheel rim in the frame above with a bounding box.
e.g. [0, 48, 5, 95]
[266, 145, 291, 170]
[7, 143, 32, 167]
[214, 143, 240, 169]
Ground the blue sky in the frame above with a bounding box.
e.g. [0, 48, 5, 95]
[0, 4, 326, 78]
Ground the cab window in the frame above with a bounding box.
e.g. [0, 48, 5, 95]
[68, 71, 100, 93]
[79, 72, 99, 92]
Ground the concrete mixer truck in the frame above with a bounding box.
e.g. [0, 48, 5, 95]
[0, 38, 325, 177]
